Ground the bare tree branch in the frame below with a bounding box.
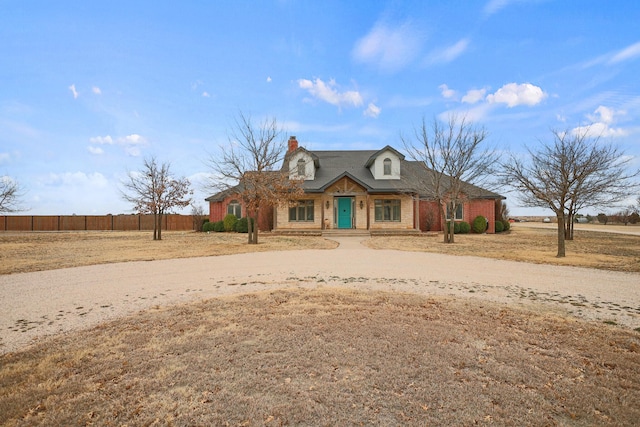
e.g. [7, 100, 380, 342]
[121, 157, 193, 240]
[403, 114, 497, 243]
[0, 176, 26, 213]
[205, 112, 303, 244]
[500, 127, 639, 257]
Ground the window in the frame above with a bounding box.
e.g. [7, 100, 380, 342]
[446, 203, 463, 220]
[374, 199, 401, 222]
[227, 200, 242, 218]
[297, 158, 306, 177]
[383, 158, 392, 175]
[289, 200, 314, 222]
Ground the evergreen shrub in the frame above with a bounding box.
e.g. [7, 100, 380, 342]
[235, 217, 249, 233]
[472, 215, 487, 233]
[223, 214, 238, 232]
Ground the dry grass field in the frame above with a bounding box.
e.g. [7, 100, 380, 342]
[1, 224, 639, 275]
[2, 288, 639, 426]
[0, 231, 337, 275]
[367, 225, 640, 273]
[1, 227, 639, 425]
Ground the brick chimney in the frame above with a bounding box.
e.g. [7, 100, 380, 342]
[288, 135, 298, 153]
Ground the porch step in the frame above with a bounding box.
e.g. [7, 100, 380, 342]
[369, 229, 422, 236]
[271, 229, 323, 236]
[322, 229, 371, 237]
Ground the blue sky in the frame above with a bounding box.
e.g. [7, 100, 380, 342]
[1, 0, 639, 216]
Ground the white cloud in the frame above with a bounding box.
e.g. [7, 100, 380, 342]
[609, 41, 640, 64]
[87, 146, 104, 155]
[486, 83, 547, 107]
[438, 103, 495, 123]
[92, 86, 102, 95]
[483, 0, 512, 16]
[572, 105, 628, 138]
[45, 171, 109, 188]
[352, 21, 422, 72]
[298, 78, 363, 108]
[88, 134, 148, 156]
[89, 135, 114, 145]
[426, 38, 469, 65]
[266, 76, 272, 83]
[572, 122, 627, 138]
[461, 88, 487, 104]
[588, 105, 619, 124]
[439, 84, 457, 100]
[31, 171, 123, 215]
[363, 103, 381, 118]
[202, 91, 211, 98]
[0, 152, 10, 163]
[68, 84, 79, 99]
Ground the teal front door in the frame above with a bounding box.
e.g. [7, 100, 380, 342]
[337, 198, 352, 229]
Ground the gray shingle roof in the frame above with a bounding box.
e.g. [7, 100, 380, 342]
[206, 147, 504, 202]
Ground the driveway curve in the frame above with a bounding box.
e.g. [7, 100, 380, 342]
[1, 237, 639, 354]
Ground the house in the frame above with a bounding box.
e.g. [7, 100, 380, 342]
[206, 136, 505, 233]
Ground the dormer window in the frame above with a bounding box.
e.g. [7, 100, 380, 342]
[383, 158, 392, 175]
[297, 158, 306, 176]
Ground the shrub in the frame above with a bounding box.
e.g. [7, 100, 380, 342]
[213, 221, 225, 232]
[502, 220, 510, 231]
[458, 221, 471, 234]
[472, 215, 487, 234]
[223, 214, 238, 232]
[235, 217, 249, 233]
[202, 221, 216, 232]
[495, 220, 504, 233]
[446, 221, 463, 234]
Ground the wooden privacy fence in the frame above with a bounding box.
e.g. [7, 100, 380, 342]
[0, 215, 197, 232]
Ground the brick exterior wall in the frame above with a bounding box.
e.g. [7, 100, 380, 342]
[419, 200, 443, 232]
[209, 196, 273, 231]
[465, 199, 496, 234]
[418, 199, 497, 233]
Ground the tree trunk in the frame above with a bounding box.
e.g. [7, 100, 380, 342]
[157, 212, 163, 241]
[556, 212, 566, 257]
[247, 216, 258, 244]
[438, 203, 448, 243]
[252, 216, 258, 244]
[153, 213, 158, 240]
[564, 208, 574, 241]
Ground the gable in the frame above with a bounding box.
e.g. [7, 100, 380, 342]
[325, 176, 368, 195]
[288, 150, 316, 181]
[369, 149, 401, 180]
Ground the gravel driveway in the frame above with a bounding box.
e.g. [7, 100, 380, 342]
[2, 237, 639, 355]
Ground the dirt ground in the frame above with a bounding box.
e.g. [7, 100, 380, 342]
[2, 288, 639, 426]
[1, 226, 639, 425]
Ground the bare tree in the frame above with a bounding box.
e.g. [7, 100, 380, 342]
[403, 114, 497, 243]
[0, 175, 25, 213]
[206, 112, 303, 244]
[121, 157, 193, 240]
[500, 128, 638, 257]
[191, 204, 207, 232]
